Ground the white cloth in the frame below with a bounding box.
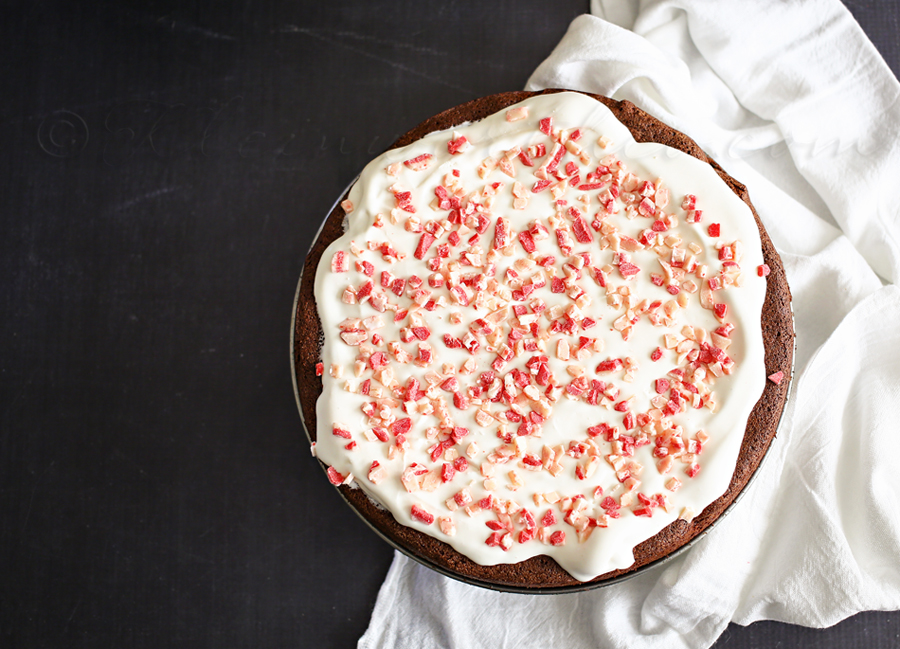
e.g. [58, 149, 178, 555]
[359, 2, 900, 647]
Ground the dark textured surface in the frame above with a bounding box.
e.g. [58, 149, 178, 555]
[294, 89, 794, 590]
[2, 0, 899, 647]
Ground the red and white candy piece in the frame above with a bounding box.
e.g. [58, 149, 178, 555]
[411, 504, 435, 525]
[448, 133, 470, 155]
[506, 106, 529, 122]
[404, 154, 435, 171]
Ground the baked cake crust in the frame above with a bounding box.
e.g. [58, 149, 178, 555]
[293, 89, 794, 589]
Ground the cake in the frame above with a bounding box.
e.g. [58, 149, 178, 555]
[292, 90, 793, 590]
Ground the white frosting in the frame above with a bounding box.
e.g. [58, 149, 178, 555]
[312, 92, 767, 582]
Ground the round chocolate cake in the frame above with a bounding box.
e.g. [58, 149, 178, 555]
[292, 89, 793, 590]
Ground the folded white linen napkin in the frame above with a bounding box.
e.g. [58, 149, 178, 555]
[359, 2, 900, 647]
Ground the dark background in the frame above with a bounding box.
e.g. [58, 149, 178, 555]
[2, 1, 899, 648]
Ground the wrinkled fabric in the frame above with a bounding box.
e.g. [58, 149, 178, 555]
[360, 2, 900, 647]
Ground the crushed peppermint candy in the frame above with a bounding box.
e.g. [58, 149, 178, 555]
[404, 154, 434, 171]
[312, 92, 772, 583]
[506, 106, 529, 122]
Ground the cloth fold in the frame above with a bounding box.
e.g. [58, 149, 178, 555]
[359, 2, 900, 647]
